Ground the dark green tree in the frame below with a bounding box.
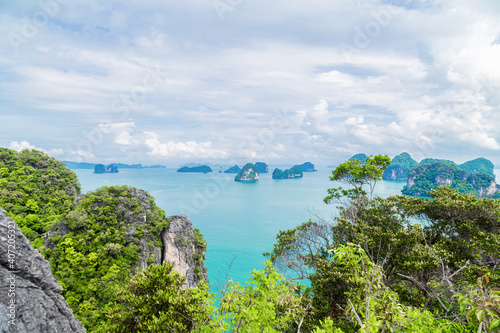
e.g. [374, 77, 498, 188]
[102, 263, 219, 332]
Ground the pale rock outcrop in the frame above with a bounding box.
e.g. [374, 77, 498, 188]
[161, 215, 207, 288]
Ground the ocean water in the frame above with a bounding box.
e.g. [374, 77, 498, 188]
[71, 167, 414, 290]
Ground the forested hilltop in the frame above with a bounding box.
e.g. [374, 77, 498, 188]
[1, 149, 500, 332]
[349, 152, 499, 198]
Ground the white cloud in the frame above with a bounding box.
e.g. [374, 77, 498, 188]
[68, 150, 96, 162]
[9, 141, 36, 151]
[144, 132, 228, 159]
[2, 1, 500, 165]
[99, 122, 137, 145]
[8, 141, 65, 157]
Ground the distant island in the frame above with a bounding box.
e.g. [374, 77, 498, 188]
[94, 164, 119, 174]
[224, 165, 241, 174]
[343, 152, 499, 198]
[235, 163, 259, 182]
[63, 161, 166, 169]
[295, 162, 316, 172]
[272, 166, 303, 179]
[382, 152, 418, 181]
[255, 162, 268, 173]
[177, 165, 213, 173]
[349, 153, 367, 164]
[402, 161, 499, 198]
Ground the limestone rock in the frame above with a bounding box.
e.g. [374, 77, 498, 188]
[161, 215, 207, 288]
[0, 209, 85, 333]
[235, 163, 259, 182]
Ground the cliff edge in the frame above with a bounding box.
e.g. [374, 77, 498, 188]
[161, 215, 207, 288]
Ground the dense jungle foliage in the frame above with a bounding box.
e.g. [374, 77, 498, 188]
[2, 148, 500, 332]
[402, 161, 499, 198]
[0, 148, 80, 249]
[45, 185, 169, 330]
[0, 149, 170, 330]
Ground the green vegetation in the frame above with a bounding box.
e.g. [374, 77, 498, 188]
[272, 168, 287, 179]
[3, 148, 499, 332]
[235, 163, 259, 181]
[255, 162, 269, 173]
[104, 260, 338, 332]
[0, 148, 174, 331]
[459, 157, 495, 176]
[324, 154, 391, 202]
[103, 263, 220, 332]
[272, 165, 304, 179]
[0, 148, 80, 249]
[177, 165, 213, 173]
[382, 152, 418, 181]
[267, 154, 500, 332]
[94, 164, 119, 174]
[295, 162, 317, 172]
[223, 165, 241, 173]
[402, 161, 498, 197]
[45, 185, 169, 330]
[349, 153, 367, 164]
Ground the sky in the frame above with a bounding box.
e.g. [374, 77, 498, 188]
[1, 0, 500, 167]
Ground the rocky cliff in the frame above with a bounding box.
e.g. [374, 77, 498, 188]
[43, 185, 208, 329]
[46, 186, 207, 282]
[161, 215, 207, 288]
[235, 163, 259, 182]
[0, 209, 85, 332]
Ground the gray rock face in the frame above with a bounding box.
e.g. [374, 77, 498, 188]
[161, 215, 207, 288]
[0, 209, 85, 333]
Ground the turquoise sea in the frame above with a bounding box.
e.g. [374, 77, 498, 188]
[72, 167, 500, 292]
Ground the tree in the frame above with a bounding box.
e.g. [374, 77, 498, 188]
[218, 262, 310, 332]
[267, 154, 500, 331]
[102, 263, 222, 332]
[324, 154, 391, 204]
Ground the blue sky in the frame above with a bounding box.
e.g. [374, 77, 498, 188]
[1, 0, 500, 167]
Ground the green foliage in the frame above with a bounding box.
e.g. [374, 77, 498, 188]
[194, 228, 207, 249]
[45, 185, 168, 330]
[273, 168, 286, 179]
[285, 165, 303, 178]
[235, 163, 259, 181]
[402, 161, 497, 197]
[273, 166, 304, 179]
[382, 152, 418, 181]
[0, 148, 80, 249]
[177, 165, 213, 173]
[102, 263, 221, 332]
[459, 158, 495, 177]
[94, 164, 106, 174]
[456, 275, 500, 332]
[269, 154, 500, 332]
[349, 153, 368, 164]
[219, 261, 310, 332]
[224, 165, 241, 173]
[325, 154, 391, 202]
